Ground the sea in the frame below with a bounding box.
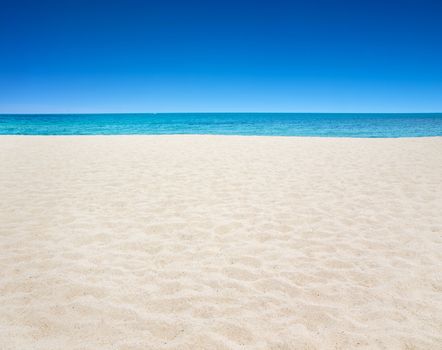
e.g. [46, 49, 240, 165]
[1, 113, 442, 137]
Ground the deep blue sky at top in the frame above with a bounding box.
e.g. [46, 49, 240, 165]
[0, 0, 441, 113]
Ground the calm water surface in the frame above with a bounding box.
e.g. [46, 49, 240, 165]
[1, 113, 442, 137]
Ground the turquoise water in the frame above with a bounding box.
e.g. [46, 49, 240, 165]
[1, 113, 442, 137]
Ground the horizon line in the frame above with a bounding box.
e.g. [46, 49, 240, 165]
[1, 111, 442, 115]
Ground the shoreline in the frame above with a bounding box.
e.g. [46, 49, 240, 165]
[1, 134, 442, 138]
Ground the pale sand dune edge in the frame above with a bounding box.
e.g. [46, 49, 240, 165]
[0, 136, 441, 349]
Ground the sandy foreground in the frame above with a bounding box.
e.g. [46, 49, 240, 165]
[0, 135, 441, 349]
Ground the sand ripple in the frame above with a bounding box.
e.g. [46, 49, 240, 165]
[0, 136, 441, 349]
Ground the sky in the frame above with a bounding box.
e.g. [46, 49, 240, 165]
[0, 0, 441, 113]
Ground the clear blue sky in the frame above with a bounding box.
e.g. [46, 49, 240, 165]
[1, 0, 441, 113]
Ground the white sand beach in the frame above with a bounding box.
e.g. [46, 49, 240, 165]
[0, 135, 441, 349]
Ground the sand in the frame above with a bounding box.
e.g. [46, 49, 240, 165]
[0, 135, 441, 349]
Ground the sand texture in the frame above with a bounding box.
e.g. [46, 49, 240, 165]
[0, 135, 441, 349]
